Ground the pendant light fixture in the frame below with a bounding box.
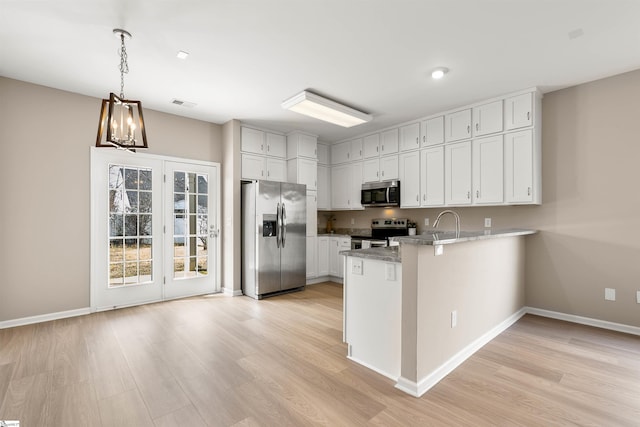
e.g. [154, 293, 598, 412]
[96, 29, 148, 152]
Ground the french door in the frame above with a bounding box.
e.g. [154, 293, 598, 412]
[91, 149, 220, 311]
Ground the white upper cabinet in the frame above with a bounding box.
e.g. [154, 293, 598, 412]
[420, 146, 444, 207]
[317, 165, 330, 210]
[288, 158, 316, 190]
[380, 129, 399, 155]
[505, 92, 533, 131]
[265, 133, 286, 157]
[350, 162, 363, 210]
[351, 138, 363, 161]
[472, 135, 503, 204]
[317, 142, 330, 165]
[445, 141, 472, 205]
[266, 158, 287, 182]
[399, 123, 420, 152]
[331, 164, 351, 209]
[331, 140, 351, 164]
[241, 153, 265, 180]
[445, 109, 472, 143]
[241, 127, 265, 154]
[399, 151, 420, 207]
[473, 100, 503, 137]
[363, 134, 380, 158]
[380, 155, 398, 181]
[363, 158, 380, 183]
[505, 129, 537, 203]
[421, 116, 444, 147]
[287, 132, 317, 159]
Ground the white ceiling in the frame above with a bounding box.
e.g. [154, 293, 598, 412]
[2, 0, 640, 142]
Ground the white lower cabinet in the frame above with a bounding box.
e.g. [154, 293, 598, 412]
[505, 129, 536, 203]
[472, 135, 504, 204]
[306, 236, 317, 279]
[445, 141, 472, 205]
[420, 146, 444, 207]
[399, 151, 420, 207]
[317, 237, 329, 277]
[329, 236, 350, 278]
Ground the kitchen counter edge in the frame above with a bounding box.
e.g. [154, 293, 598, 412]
[392, 228, 537, 246]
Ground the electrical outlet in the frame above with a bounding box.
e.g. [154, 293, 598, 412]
[451, 310, 457, 328]
[424, 218, 429, 226]
[351, 218, 355, 225]
[351, 259, 363, 275]
[605, 288, 616, 301]
[385, 263, 396, 281]
[636, 291, 640, 304]
[484, 218, 492, 228]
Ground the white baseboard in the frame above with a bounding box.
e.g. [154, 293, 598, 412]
[0, 307, 91, 329]
[396, 307, 528, 397]
[347, 355, 398, 382]
[525, 307, 640, 336]
[223, 287, 243, 296]
[306, 276, 343, 285]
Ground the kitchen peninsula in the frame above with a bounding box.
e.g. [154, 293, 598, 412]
[341, 229, 536, 397]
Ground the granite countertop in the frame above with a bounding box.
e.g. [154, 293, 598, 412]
[392, 228, 537, 246]
[317, 233, 352, 238]
[340, 246, 400, 262]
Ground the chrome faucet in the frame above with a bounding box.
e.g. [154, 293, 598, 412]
[433, 210, 461, 237]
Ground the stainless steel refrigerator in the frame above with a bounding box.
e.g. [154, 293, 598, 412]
[241, 180, 306, 299]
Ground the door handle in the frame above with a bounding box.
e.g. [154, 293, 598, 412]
[276, 203, 281, 248]
[282, 203, 287, 247]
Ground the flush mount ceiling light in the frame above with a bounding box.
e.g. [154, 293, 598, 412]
[176, 50, 189, 59]
[431, 67, 449, 80]
[96, 29, 148, 152]
[281, 90, 372, 128]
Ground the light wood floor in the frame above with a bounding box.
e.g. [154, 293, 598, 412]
[1, 282, 639, 426]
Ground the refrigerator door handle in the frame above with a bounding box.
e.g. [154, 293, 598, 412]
[282, 203, 287, 248]
[276, 202, 281, 248]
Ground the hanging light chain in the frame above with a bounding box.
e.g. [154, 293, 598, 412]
[118, 33, 129, 99]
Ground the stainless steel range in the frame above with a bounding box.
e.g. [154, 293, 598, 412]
[351, 218, 409, 249]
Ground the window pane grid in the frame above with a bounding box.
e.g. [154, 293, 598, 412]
[108, 165, 153, 287]
[174, 170, 208, 279]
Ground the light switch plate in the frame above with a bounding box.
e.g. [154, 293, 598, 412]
[385, 263, 396, 281]
[351, 259, 363, 275]
[424, 218, 429, 226]
[605, 288, 616, 301]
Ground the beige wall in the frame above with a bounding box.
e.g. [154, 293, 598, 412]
[330, 69, 640, 328]
[0, 77, 222, 322]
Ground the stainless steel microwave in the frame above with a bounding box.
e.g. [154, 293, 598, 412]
[361, 180, 400, 207]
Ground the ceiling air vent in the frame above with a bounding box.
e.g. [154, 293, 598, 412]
[171, 99, 197, 108]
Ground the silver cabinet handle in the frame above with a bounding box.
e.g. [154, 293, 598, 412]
[267, 145, 270, 152]
[476, 190, 479, 198]
[467, 191, 470, 199]
[416, 195, 419, 202]
[382, 170, 385, 177]
[527, 112, 531, 120]
[423, 194, 426, 201]
[416, 137, 419, 145]
[423, 135, 426, 142]
[475, 123, 479, 131]
[528, 187, 531, 196]
[467, 125, 470, 134]
[267, 170, 270, 177]
[261, 144, 263, 151]
[376, 146, 379, 152]
[382, 145, 384, 152]
[376, 171, 379, 177]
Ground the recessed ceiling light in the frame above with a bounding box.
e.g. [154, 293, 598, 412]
[176, 50, 189, 60]
[431, 67, 449, 80]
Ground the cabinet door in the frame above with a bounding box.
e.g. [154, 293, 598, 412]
[297, 158, 317, 190]
[380, 129, 399, 154]
[445, 141, 472, 205]
[317, 143, 330, 165]
[317, 237, 329, 276]
[265, 133, 286, 158]
[505, 130, 534, 203]
[306, 191, 317, 236]
[421, 146, 444, 206]
[421, 116, 444, 147]
[473, 100, 503, 137]
[331, 141, 351, 164]
[380, 155, 398, 180]
[351, 138, 363, 161]
[329, 238, 341, 276]
[241, 127, 265, 154]
[363, 134, 380, 158]
[399, 151, 420, 207]
[505, 93, 533, 131]
[331, 164, 351, 209]
[362, 158, 380, 183]
[241, 153, 265, 180]
[399, 123, 421, 152]
[472, 135, 504, 204]
[266, 158, 286, 182]
[299, 134, 318, 158]
[445, 109, 472, 142]
[337, 240, 351, 279]
[306, 236, 317, 279]
[317, 165, 330, 210]
[350, 162, 363, 210]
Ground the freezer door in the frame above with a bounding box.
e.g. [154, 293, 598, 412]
[256, 180, 282, 295]
[280, 182, 307, 291]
